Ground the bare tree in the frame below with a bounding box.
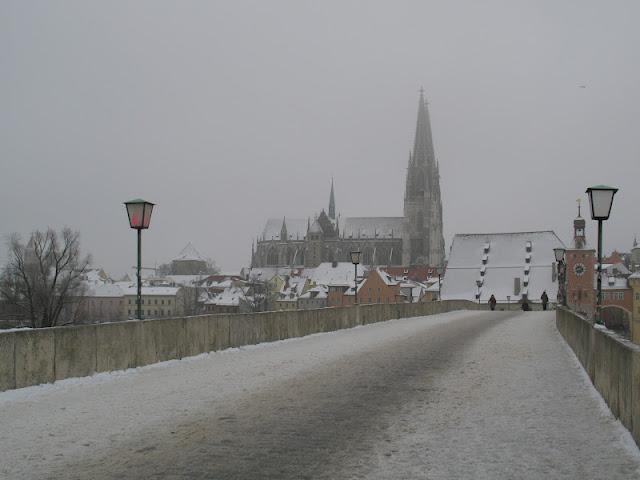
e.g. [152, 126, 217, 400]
[0, 228, 91, 328]
[241, 279, 277, 312]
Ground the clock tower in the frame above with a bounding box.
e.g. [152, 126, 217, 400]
[565, 200, 595, 316]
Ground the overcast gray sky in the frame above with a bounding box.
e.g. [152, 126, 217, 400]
[2, 0, 639, 276]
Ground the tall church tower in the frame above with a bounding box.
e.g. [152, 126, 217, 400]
[403, 89, 445, 266]
[328, 178, 336, 220]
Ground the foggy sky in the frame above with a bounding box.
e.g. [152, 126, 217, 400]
[2, 1, 639, 277]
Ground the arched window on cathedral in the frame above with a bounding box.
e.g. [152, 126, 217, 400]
[267, 249, 279, 266]
[286, 248, 296, 266]
[377, 248, 389, 265]
[362, 247, 374, 265]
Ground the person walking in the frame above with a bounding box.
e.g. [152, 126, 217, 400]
[488, 294, 497, 311]
[541, 291, 549, 311]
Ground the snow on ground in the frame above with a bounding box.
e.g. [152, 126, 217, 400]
[1, 310, 639, 479]
[0, 311, 471, 478]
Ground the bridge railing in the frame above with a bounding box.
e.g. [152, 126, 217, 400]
[0, 300, 482, 393]
[556, 306, 640, 447]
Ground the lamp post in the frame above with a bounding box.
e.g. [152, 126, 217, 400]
[585, 185, 618, 324]
[554, 247, 566, 307]
[350, 250, 361, 305]
[476, 279, 482, 305]
[124, 199, 155, 320]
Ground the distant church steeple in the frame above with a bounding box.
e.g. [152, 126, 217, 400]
[573, 199, 587, 249]
[403, 88, 445, 266]
[328, 178, 336, 220]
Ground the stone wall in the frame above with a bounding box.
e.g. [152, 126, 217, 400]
[0, 300, 481, 393]
[556, 306, 640, 446]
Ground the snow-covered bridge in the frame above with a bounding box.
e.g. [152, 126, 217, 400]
[2, 311, 639, 479]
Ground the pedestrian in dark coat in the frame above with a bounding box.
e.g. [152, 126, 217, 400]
[488, 294, 497, 311]
[541, 291, 549, 311]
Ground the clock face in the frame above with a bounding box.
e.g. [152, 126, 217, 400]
[574, 263, 585, 276]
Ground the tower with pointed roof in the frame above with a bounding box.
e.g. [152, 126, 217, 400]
[403, 89, 445, 266]
[572, 199, 587, 249]
[329, 178, 336, 220]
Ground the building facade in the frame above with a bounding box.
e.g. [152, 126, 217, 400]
[252, 91, 445, 269]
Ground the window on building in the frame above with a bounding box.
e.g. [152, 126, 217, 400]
[155, 299, 158, 305]
[128, 309, 131, 315]
[128, 299, 131, 305]
[161, 299, 165, 305]
[168, 300, 171, 305]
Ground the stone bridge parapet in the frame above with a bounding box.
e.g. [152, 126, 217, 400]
[0, 300, 481, 393]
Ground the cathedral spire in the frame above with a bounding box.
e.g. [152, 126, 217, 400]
[412, 87, 436, 168]
[329, 178, 336, 220]
[403, 88, 445, 266]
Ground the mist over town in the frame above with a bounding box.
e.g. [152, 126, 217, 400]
[2, 1, 640, 478]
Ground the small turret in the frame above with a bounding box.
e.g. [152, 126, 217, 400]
[573, 199, 587, 249]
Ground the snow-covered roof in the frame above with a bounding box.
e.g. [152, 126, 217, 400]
[341, 217, 405, 239]
[203, 278, 234, 289]
[441, 231, 565, 303]
[84, 283, 124, 298]
[601, 276, 629, 290]
[164, 275, 204, 287]
[600, 263, 631, 276]
[426, 281, 441, 292]
[377, 268, 400, 286]
[204, 286, 248, 306]
[122, 286, 181, 296]
[306, 262, 368, 286]
[173, 243, 206, 262]
[262, 218, 308, 241]
[280, 275, 308, 295]
[83, 268, 112, 285]
[299, 285, 329, 300]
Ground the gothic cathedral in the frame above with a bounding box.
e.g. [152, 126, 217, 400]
[252, 91, 446, 268]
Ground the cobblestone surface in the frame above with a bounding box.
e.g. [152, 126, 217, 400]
[2, 311, 639, 479]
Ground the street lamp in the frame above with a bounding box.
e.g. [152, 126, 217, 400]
[476, 279, 482, 305]
[554, 247, 566, 307]
[585, 185, 618, 324]
[350, 250, 361, 305]
[124, 198, 155, 320]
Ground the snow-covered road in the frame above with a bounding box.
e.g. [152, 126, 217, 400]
[2, 310, 639, 479]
